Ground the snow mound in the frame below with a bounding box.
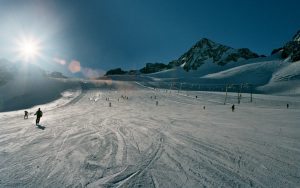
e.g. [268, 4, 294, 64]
[257, 60, 300, 95]
[271, 60, 300, 82]
[202, 60, 285, 85]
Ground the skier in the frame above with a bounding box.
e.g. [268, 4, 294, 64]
[24, 111, 29, 119]
[203, 106, 205, 110]
[34, 108, 43, 125]
[287, 103, 289, 109]
[231, 104, 235, 112]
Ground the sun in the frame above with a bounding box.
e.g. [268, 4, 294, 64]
[16, 37, 41, 61]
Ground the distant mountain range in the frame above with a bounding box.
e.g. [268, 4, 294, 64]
[0, 59, 68, 86]
[0, 59, 76, 112]
[105, 29, 300, 76]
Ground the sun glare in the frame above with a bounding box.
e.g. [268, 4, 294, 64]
[17, 37, 41, 61]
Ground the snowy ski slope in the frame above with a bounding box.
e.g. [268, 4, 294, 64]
[0, 81, 299, 187]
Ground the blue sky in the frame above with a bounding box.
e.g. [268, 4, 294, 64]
[0, 0, 300, 77]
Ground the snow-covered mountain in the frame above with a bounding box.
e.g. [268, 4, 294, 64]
[138, 30, 300, 95]
[271, 30, 300, 62]
[293, 30, 300, 41]
[169, 38, 261, 71]
[281, 30, 300, 62]
[200, 58, 300, 94]
[143, 56, 300, 94]
[201, 59, 284, 85]
[105, 38, 261, 76]
[0, 59, 79, 112]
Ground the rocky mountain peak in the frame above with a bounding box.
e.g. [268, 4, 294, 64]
[193, 38, 216, 48]
[281, 30, 300, 62]
[169, 38, 259, 71]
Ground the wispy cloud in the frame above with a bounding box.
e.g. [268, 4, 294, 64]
[53, 57, 66, 65]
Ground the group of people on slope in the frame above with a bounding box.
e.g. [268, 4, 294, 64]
[24, 108, 43, 125]
[23, 102, 290, 127]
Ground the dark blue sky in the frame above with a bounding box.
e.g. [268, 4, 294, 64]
[1, 0, 300, 76]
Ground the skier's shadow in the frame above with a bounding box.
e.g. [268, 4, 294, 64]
[36, 124, 46, 130]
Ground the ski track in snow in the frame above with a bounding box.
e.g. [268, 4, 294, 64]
[0, 81, 300, 188]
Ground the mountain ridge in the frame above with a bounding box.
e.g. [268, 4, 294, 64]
[105, 37, 261, 75]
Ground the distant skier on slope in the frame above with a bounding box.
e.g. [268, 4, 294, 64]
[34, 108, 43, 125]
[24, 111, 29, 119]
[231, 104, 235, 112]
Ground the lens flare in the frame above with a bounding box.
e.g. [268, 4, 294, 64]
[16, 37, 41, 62]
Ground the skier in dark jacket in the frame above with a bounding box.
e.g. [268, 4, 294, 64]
[24, 111, 29, 119]
[231, 104, 235, 112]
[34, 108, 43, 125]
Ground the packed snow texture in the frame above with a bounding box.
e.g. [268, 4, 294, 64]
[0, 81, 299, 187]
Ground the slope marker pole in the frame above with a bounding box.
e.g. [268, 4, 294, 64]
[224, 84, 228, 105]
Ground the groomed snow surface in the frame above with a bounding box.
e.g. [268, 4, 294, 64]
[0, 81, 299, 188]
